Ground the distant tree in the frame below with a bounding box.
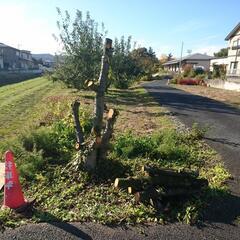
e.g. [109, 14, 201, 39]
[167, 53, 173, 61]
[52, 8, 106, 89]
[214, 48, 228, 57]
[109, 36, 141, 89]
[130, 47, 159, 75]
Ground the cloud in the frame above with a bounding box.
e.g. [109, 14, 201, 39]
[0, 3, 59, 54]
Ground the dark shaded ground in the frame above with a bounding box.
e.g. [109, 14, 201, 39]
[1, 222, 240, 240]
[1, 80, 239, 239]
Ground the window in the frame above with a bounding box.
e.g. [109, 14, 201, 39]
[233, 40, 238, 47]
[232, 39, 240, 49]
[230, 61, 238, 69]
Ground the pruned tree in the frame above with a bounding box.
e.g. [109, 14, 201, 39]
[71, 38, 118, 171]
[52, 9, 119, 171]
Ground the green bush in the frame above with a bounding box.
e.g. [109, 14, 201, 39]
[113, 78, 132, 89]
[171, 74, 183, 84]
[194, 67, 205, 75]
[183, 64, 193, 77]
[113, 128, 205, 166]
[21, 120, 76, 164]
[139, 75, 150, 82]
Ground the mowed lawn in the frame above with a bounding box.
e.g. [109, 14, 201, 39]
[0, 77, 72, 140]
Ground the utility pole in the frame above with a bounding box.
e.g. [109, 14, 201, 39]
[179, 41, 184, 74]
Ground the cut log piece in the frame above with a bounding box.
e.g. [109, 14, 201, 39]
[114, 177, 150, 192]
[134, 191, 150, 204]
[142, 166, 199, 178]
[128, 187, 133, 194]
[114, 173, 207, 190]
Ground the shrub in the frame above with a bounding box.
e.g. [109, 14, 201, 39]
[171, 74, 183, 84]
[112, 129, 204, 166]
[179, 79, 198, 85]
[139, 75, 149, 82]
[183, 64, 193, 77]
[194, 67, 205, 75]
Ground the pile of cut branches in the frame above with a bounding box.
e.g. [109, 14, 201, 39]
[114, 166, 208, 212]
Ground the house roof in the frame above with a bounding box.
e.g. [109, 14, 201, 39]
[0, 42, 19, 51]
[225, 22, 240, 41]
[162, 53, 213, 66]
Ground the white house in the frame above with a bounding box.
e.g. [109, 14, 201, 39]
[225, 22, 240, 78]
[210, 57, 228, 71]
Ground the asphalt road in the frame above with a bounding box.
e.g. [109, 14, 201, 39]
[1, 222, 240, 240]
[1, 80, 239, 240]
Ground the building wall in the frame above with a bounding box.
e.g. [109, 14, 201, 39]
[185, 59, 211, 70]
[1, 47, 20, 69]
[0, 57, 3, 69]
[227, 28, 240, 75]
[210, 57, 228, 71]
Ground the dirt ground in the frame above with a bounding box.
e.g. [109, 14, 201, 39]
[172, 84, 240, 108]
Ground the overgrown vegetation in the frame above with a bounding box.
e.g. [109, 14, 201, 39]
[0, 80, 231, 228]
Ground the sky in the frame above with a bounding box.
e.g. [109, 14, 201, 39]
[0, 0, 239, 58]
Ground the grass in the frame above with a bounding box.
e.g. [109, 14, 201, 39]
[0, 77, 72, 140]
[0, 78, 232, 228]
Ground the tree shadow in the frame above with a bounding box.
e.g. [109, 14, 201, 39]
[33, 210, 93, 240]
[143, 83, 240, 116]
[106, 89, 157, 107]
[204, 137, 240, 148]
[95, 157, 130, 182]
[199, 190, 240, 227]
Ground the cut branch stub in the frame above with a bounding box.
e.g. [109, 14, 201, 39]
[72, 100, 85, 148]
[99, 108, 118, 160]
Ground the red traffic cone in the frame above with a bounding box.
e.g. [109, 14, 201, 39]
[3, 150, 26, 209]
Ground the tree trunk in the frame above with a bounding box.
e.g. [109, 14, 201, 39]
[84, 38, 113, 170]
[93, 38, 113, 138]
[99, 108, 118, 160]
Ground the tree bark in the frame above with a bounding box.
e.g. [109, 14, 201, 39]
[99, 108, 118, 160]
[72, 100, 84, 149]
[83, 38, 113, 170]
[93, 38, 113, 138]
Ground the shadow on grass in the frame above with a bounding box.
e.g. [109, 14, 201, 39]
[95, 157, 130, 182]
[106, 89, 157, 107]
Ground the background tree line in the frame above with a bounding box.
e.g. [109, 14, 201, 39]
[51, 8, 159, 89]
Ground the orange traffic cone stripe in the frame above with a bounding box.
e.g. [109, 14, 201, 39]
[3, 150, 26, 209]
